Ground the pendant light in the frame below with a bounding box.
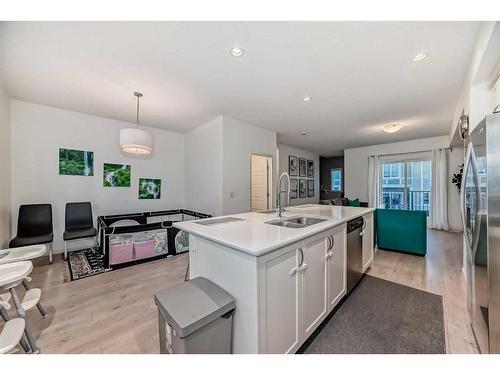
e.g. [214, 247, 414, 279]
[120, 91, 153, 155]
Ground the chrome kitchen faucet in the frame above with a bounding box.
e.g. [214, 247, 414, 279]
[276, 172, 291, 218]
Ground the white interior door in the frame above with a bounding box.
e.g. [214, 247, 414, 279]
[251, 154, 272, 211]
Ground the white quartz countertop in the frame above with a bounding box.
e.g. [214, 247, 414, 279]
[174, 204, 374, 256]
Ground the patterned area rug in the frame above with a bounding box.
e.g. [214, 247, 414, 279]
[66, 248, 108, 282]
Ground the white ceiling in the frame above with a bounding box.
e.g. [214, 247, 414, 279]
[0, 21, 480, 156]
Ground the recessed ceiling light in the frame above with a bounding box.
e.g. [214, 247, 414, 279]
[229, 47, 244, 57]
[303, 96, 312, 102]
[411, 52, 428, 62]
[383, 123, 403, 134]
[300, 132, 307, 136]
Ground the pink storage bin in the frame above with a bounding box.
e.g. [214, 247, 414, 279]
[133, 233, 156, 260]
[109, 242, 134, 265]
[109, 235, 134, 265]
[134, 239, 156, 260]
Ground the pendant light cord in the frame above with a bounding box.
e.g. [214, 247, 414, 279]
[136, 94, 140, 126]
[134, 91, 143, 127]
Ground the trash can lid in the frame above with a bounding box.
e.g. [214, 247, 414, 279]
[154, 277, 235, 338]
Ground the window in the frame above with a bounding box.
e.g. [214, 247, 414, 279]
[381, 159, 432, 215]
[331, 168, 342, 192]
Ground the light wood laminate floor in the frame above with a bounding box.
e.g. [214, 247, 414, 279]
[3, 229, 478, 353]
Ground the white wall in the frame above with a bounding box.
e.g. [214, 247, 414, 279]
[184, 115, 278, 216]
[0, 84, 11, 248]
[345, 135, 450, 201]
[184, 116, 224, 216]
[8, 103, 279, 254]
[278, 144, 319, 206]
[447, 22, 500, 267]
[222, 116, 277, 215]
[450, 22, 498, 137]
[11, 100, 185, 252]
[345, 135, 462, 231]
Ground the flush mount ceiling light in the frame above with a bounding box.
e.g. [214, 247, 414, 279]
[383, 123, 403, 134]
[411, 52, 428, 62]
[120, 92, 153, 155]
[303, 96, 312, 102]
[229, 47, 244, 57]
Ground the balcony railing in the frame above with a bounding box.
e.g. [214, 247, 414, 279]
[382, 190, 431, 215]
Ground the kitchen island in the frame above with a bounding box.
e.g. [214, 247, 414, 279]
[174, 204, 375, 353]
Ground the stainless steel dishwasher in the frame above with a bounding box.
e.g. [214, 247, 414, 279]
[346, 217, 364, 293]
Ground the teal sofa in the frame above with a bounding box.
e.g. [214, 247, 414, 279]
[375, 208, 427, 256]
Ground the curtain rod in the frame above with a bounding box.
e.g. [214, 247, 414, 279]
[369, 147, 453, 159]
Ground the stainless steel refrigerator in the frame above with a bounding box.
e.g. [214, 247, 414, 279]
[461, 112, 500, 353]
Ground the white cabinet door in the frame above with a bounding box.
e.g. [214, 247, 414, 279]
[301, 233, 328, 336]
[362, 212, 374, 272]
[327, 225, 347, 311]
[262, 246, 301, 353]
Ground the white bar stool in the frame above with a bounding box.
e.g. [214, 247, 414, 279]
[0, 261, 42, 353]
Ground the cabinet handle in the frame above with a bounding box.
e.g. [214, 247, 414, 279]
[330, 235, 335, 249]
[298, 247, 304, 267]
[289, 267, 297, 276]
[359, 230, 366, 237]
[301, 263, 308, 271]
[326, 236, 332, 250]
[325, 251, 333, 259]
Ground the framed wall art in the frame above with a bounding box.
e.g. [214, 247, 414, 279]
[139, 178, 161, 199]
[307, 160, 314, 178]
[299, 158, 307, 177]
[289, 155, 298, 176]
[59, 148, 94, 176]
[103, 163, 131, 187]
[299, 179, 307, 198]
[308, 179, 314, 197]
[290, 179, 298, 199]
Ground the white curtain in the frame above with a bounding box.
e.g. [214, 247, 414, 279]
[430, 149, 449, 230]
[368, 155, 381, 208]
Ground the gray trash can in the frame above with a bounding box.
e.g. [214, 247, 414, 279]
[155, 277, 235, 354]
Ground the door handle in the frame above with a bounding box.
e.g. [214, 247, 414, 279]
[461, 143, 473, 238]
[462, 142, 482, 260]
[289, 267, 297, 276]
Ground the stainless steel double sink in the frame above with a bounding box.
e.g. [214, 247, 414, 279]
[265, 216, 327, 229]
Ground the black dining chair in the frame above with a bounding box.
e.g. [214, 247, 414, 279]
[63, 202, 97, 260]
[9, 204, 54, 263]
